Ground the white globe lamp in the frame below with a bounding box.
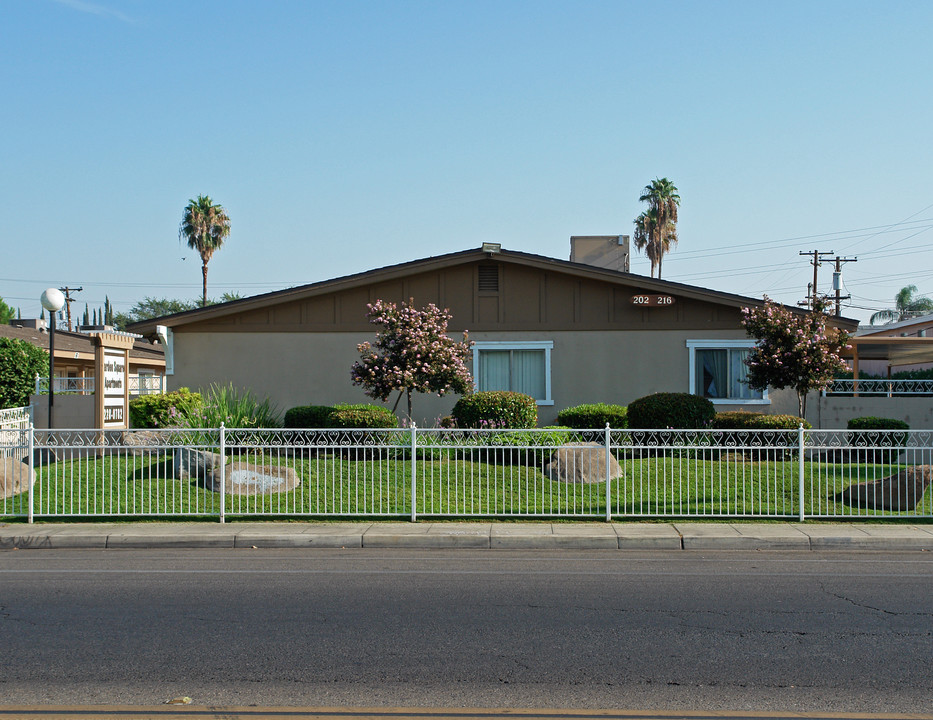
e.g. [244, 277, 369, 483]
[40, 288, 66, 429]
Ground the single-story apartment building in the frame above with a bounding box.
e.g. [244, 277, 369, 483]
[130, 238, 866, 428]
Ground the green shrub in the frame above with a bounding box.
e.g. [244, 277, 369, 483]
[712, 411, 810, 430]
[846, 416, 909, 463]
[0, 338, 48, 409]
[183, 383, 280, 429]
[331, 404, 398, 429]
[451, 391, 537, 429]
[283, 403, 398, 429]
[626, 392, 715, 429]
[284, 405, 337, 428]
[557, 403, 627, 429]
[129, 387, 202, 428]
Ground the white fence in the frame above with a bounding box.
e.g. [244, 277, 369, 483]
[824, 378, 933, 396]
[2, 425, 931, 522]
[34, 375, 165, 395]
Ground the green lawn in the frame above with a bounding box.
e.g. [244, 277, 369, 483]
[3, 447, 924, 519]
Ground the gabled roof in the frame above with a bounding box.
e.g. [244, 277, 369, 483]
[128, 246, 860, 334]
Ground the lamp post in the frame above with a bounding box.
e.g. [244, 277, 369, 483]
[40, 288, 65, 429]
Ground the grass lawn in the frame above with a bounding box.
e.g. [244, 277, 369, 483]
[3, 446, 923, 519]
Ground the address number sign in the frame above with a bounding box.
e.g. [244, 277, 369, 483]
[630, 294, 675, 307]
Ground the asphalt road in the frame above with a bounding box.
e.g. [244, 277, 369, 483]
[0, 549, 931, 713]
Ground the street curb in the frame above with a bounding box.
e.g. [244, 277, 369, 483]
[1, 522, 931, 551]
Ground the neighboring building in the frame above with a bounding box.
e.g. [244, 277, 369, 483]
[2, 322, 166, 428]
[2, 322, 165, 395]
[852, 313, 933, 375]
[130, 240, 858, 426]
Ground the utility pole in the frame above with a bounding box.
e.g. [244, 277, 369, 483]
[798, 250, 833, 310]
[830, 256, 857, 317]
[58, 286, 83, 332]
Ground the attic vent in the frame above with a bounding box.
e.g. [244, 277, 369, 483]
[478, 265, 499, 292]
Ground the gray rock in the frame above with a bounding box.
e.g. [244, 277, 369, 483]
[120, 430, 164, 455]
[546, 442, 623, 484]
[834, 465, 933, 511]
[0, 456, 34, 499]
[208, 461, 300, 495]
[173, 448, 224, 483]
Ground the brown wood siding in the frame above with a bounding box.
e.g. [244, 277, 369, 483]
[176, 260, 745, 333]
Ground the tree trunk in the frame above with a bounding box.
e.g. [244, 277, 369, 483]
[406, 389, 412, 422]
[201, 262, 209, 307]
[798, 391, 806, 420]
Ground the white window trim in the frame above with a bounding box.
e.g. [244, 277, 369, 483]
[686, 339, 770, 405]
[472, 341, 554, 406]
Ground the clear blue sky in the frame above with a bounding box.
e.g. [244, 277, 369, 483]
[2, 0, 931, 325]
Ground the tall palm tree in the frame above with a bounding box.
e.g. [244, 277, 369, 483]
[870, 285, 933, 325]
[632, 178, 680, 278]
[180, 195, 232, 307]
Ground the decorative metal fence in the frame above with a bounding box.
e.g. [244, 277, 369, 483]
[34, 375, 165, 396]
[824, 378, 933, 396]
[2, 425, 932, 521]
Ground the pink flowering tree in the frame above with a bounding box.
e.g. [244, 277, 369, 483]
[350, 299, 473, 420]
[741, 297, 850, 418]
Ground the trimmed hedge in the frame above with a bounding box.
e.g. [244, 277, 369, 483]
[129, 387, 202, 428]
[284, 403, 398, 429]
[556, 403, 627, 429]
[846, 416, 910, 433]
[284, 405, 336, 428]
[712, 410, 811, 430]
[626, 392, 715, 429]
[331, 404, 399, 429]
[451, 391, 537, 429]
[846, 416, 909, 463]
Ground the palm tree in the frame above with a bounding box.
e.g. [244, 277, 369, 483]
[632, 178, 680, 278]
[870, 285, 933, 325]
[180, 195, 232, 307]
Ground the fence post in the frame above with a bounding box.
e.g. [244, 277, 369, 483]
[219, 423, 226, 524]
[798, 422, 805, 522]
[410, 422, 418, 522]
[27, 423, 35, 524]
[605, 423, 612, 522]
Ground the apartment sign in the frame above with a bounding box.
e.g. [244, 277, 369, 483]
[103, 349, 126, 427]
[104, 351, 126, 395]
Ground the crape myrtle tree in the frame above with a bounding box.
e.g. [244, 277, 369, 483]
[351, 299, 473, 421]
[741, 297, 850, 418]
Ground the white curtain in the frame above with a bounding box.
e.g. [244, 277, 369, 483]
[512, 350, 545, 399]
[479, 351, 510, 392]
[697, 349, 727, 398]
[730, 348, 759, 399]
[479, 349, 545, 399]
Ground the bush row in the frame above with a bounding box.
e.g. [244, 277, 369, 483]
[284, 403, 398, 429]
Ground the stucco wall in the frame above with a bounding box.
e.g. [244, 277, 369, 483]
[29, 394, 96, 429]
[170, 328, 758, 426]
[817, 396, 933, 429]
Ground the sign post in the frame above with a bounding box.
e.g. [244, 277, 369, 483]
[93, 331, 136, 431]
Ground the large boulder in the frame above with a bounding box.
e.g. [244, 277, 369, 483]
[0, 456, 34, 500]
[173, 448, 224, 483]
[834, 465, 933, 511]
[546, 442, 623, 484]
[208, 461, 300, 495]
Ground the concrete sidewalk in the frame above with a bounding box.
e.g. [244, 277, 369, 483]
[1, 520, 932, 551]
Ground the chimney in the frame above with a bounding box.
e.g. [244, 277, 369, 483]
[570, 235, 630, 273]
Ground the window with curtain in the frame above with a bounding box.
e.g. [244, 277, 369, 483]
[473, 342, 553, 404]
[689, 342, 764, 402]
